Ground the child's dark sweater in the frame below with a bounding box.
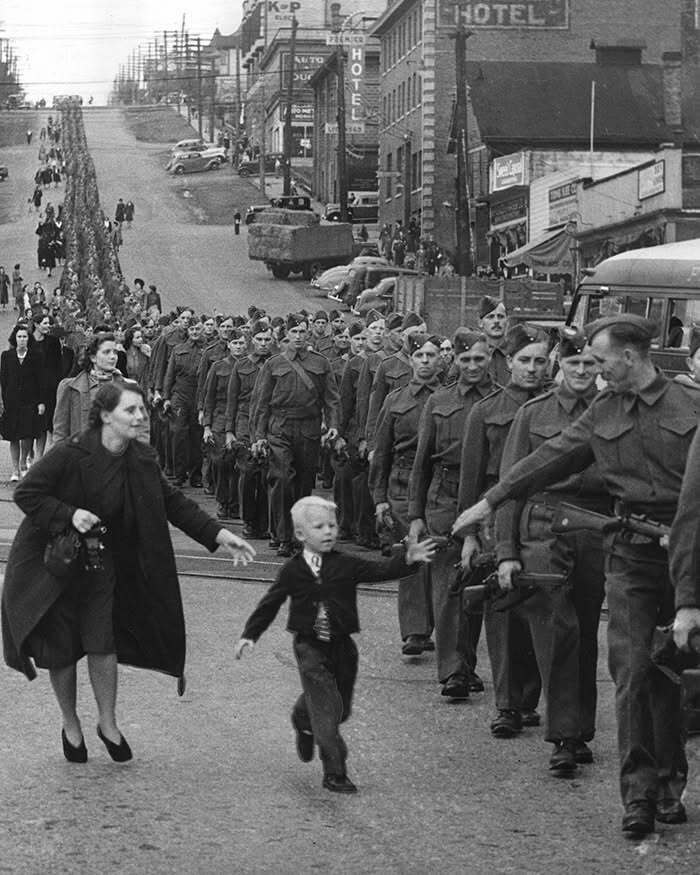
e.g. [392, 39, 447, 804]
[241, 548, 415, 641]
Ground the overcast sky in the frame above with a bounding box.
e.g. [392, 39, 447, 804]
[2, 0, 242, 103]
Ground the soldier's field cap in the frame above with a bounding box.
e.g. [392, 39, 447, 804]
[454, 328, 488, 354]
[250, 319, 269, 336]
[386, 313, 403, 330]
[329, 309, 342, 321]
[505, 322, 550, 356]
[401, 311, 424, 331]
[584, 314, 657, 343]
[558, 325, 588, 358]
[287, 312, 308, 330]
[406, 332, 442, 354]
[348, 322, 364, 337]
[313, 309, 329, 322]
[479, 295, 505, 318]
[365, 308, 384, 326]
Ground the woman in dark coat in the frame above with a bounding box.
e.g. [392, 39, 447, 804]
[1, 379, 255, 763]
[0, 324, 45, 481]
[31, 313, 63, 455]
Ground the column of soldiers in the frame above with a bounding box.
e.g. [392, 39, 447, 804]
[142, 296, 699, 839]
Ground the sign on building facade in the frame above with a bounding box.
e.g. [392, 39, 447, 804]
[438, 0, 569, 29]
[491, 151, 527, 192]
[638, 160, 665, 200]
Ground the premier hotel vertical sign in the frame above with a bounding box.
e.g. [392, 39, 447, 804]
[438, 0, 569, 28]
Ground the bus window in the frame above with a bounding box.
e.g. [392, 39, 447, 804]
[667, 299, 700, 348]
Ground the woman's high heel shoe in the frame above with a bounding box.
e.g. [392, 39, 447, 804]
[62, 729, 88, 763]
[97, 725, 133, 762]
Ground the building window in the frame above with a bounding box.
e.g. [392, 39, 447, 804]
[386, 152, 393, 198]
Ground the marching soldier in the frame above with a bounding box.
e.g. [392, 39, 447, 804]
[350, 310, 391, 548]
[162, 317, 205, 488]
[197, 316, 235, 494]
[408, 329, 495, 697]
[454, 315, 700, 836]
[457, 323, 550, 738]
[332, 323, 365, 540]
[370, 333, 443, 656]
[225, 320, 275, 540]
[478, 296, 509, 386]
[202, 329, 247, 519]
[251, 313, 340, 557]
[150, 308, 193, 475]
[309, 310, 334, 357]
[493, 328, 608, 774]
[365, 311, 427, 454]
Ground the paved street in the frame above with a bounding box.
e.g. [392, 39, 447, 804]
[1, 108, 700, 872]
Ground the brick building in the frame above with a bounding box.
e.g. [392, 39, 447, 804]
[371, 0, 689, 261]
[310, 41, 381, 202]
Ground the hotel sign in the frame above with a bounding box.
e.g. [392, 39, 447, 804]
[439, 0, 569, 29]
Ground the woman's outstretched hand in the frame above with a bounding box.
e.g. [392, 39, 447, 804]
[216, 529, 257, 565]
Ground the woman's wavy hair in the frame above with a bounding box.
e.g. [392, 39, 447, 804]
[78, 331, 115, 373]
[8, 322, 33, 349]
[87, 378, 145, 430]
[123, 325, 143, 350]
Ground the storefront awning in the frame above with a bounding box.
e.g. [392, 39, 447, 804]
[503, 228, 574, 274]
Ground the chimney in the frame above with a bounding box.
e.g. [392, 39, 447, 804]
[662, 51, 683, 133]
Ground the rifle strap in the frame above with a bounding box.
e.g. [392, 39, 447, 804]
[287, 355, 320, 402]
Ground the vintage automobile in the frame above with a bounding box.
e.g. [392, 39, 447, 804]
[567, 239, 700, 375]
[166, 149, 225, 175]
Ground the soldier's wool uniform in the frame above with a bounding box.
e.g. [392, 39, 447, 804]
[458, 326, 550, 729]
[485, 315, 699, 818]
[339, 350, 374, 544]
[225, 348, 272, 537]
[365, 351, 412, 453]
[163, 336, 204, 487]
[150, 325, 185, 473]
[371, 364, 441, 644]
[203, 355, 239, 516]
[252, 336, 340, 547]
[495, 372, 608, 748]
[409, 341, 494, 689]
[197, 337, 230, 493]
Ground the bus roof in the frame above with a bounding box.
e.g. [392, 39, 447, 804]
[579, 239, 700, 295]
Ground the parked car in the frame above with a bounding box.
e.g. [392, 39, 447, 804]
[311, 264, 353, 293]
[269, 195, 313, 211]
[237, 154, 283, 177]
[0, 165, 8, 181]
[166, 150, 224, 175]
[171, 138, 205, 154]
[324, 191, 379, 224]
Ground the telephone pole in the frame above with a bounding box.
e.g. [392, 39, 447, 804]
[196, 37, 203, 139]
[337, 43, 348, 221]
[283, 17, 298, 196]
[453, 24, 473, 276]
[163, 31, 170, 102]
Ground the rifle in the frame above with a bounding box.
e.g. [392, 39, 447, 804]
[460, 566, 567, 613]
[550, 502, 670, 542]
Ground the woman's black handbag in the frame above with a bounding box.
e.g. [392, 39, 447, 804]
[44, 528, 81, 578]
